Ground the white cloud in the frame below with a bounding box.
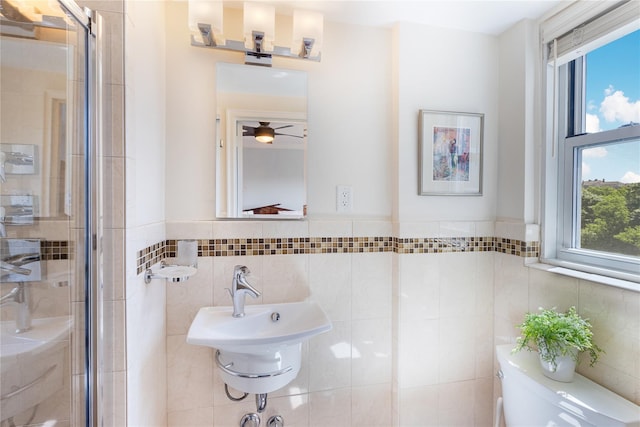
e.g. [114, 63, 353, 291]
[585, 113, 601, 133]
[582, 146, 607, 158]
[582, 162, 591, 178]
[599, 86, 640, 124]
[620, 171, 640, 184]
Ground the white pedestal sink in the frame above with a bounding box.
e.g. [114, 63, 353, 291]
[187, 301, 331, 394]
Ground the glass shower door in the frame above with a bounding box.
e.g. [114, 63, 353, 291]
[0, 1, 99, 425]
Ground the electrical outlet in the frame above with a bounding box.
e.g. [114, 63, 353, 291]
[336, 185, 353, 212]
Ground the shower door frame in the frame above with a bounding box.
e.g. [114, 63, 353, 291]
[56, 1, 103, 426]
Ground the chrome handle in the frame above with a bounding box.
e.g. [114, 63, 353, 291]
[215, 350, 293, 379]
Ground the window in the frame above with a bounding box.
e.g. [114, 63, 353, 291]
[544, 3, 640, 282]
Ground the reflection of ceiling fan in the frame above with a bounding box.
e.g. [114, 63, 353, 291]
[242, 122, 303, 144]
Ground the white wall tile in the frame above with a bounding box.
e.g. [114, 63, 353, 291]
[397, 319, 438, 388]
[262, 220, 310, 238]
[309, 388, 352, 427]
[308, 220, 353, 237]
[167, 335, 213, 412]
[166, 221, 215, 239]
[308, 320, 352, 392]
[309, 254, 351, 321]
[262, 254, 310, 304]
[166, 257, 214, 335]
[352, 384, 392, 427]
[397, 254, 440, 323]
[398, 385, 439, 426]
[352, 318, 392, 386]
[167, 407, 214, 427]
[352, 252, 392, 320]
[353, 220, 393, 237]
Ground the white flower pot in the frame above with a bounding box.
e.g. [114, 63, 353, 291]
[538, 346, 577, 382]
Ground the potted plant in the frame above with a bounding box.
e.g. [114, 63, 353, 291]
[512, 306, 603, 382]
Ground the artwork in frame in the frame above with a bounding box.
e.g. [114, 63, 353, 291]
[418, 110, 484, 195]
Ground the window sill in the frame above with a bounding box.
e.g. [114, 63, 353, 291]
[529, 261, 639, 292]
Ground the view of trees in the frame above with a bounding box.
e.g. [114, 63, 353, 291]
[581, 182, 640, 256]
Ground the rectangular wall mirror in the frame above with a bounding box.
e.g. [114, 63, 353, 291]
[215, 63, 308, 219]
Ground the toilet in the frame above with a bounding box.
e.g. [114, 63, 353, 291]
[495, 344, 640, 427]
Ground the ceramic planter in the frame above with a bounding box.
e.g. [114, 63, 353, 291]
[538, 342, 578, 382]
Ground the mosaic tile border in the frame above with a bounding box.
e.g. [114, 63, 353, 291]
[41, 240, 72, 260]
[137, 236, 540, 273]
[136, 241, 166, 275]
[394, 237, 495, 254]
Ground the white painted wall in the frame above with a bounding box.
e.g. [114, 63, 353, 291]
[394, 22, 499, 222]
[165, 3, 393, 220]
[125, 0, 167, 228]
[497, 19, 539, 223]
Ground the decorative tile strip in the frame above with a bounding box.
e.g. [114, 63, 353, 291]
[164, 237, 393, 259]
[136, 236, 540, 272]
[495, 237, 540, 258]
[40, 240, 72, 260]
[393, 236, 496, 254]
[136, 241, 166, 275]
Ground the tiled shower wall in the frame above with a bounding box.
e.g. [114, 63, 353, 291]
[153, 219, 537, 427]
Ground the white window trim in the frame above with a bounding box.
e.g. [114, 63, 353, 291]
[539, 1, 640, 287]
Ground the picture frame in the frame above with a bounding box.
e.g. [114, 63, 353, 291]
[418, 109, 484, 196]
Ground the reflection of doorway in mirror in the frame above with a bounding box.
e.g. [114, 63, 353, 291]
[42, 91, 69, 218]
[238, 119, 307, 217]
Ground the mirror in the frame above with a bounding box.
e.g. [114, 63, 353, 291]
[1, 35, 71, 220]
[216, 63, 307, 218]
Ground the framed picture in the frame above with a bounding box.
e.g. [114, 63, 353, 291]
[418, 110, 484, 195]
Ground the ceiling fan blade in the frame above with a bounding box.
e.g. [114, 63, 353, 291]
[274, 124, 294, 130]
[274, 132, 304, 138]
[242, 125, 257, 136]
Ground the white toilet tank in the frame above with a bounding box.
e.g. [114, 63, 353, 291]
[496, 344, 640, 427]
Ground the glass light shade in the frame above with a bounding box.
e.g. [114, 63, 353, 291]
[243, 2, 275, 51]
[188, 0, 224, 44]
[255, 135, 274, 144]
[255, 125, 275, 143]
[292, 9, 323, 57]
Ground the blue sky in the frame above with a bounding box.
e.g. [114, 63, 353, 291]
[582, 29, 640, 183]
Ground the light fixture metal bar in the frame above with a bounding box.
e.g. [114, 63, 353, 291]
[191, 35, 321, 63]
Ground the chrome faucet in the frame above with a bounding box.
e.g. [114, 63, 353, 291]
[228, 265, 261, 317]
[0, 282, 31, 333]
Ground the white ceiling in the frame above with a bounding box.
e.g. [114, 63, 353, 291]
[266, 0, 567, 35]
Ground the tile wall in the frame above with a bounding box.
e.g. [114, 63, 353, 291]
[154, 219, 543, 427]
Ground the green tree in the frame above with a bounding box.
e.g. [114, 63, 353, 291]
[581, 185, 638, 255]
[615, 226, 640, 250]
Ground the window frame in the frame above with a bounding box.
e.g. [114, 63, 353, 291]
[542, 34, 640, 284]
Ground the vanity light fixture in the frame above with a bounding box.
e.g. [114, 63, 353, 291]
[188, 0, 323, 66]
[188, 0, 224, 46]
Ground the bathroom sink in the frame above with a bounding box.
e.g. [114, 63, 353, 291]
[187, 300, 331, 353]
[187, 301, 331, 393]
[1, 316, 71, 361]
[1, 316, 71, 421]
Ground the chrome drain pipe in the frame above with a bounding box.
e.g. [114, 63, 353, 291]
[256, 393, 268, 413]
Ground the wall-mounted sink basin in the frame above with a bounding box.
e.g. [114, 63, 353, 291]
[1, 316, 71, 421]
[187, 301, 331, 394]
